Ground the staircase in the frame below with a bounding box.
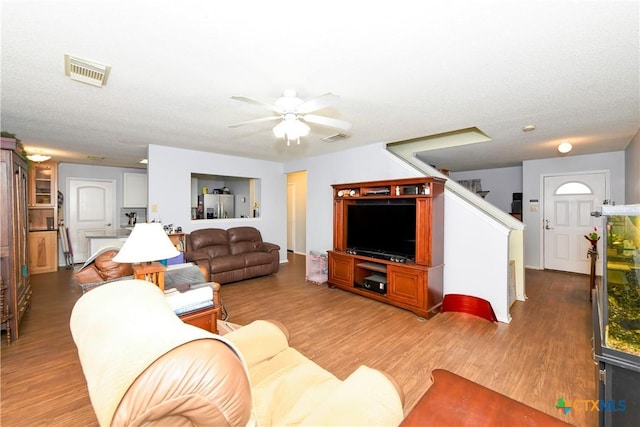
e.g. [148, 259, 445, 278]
[386, 144, 526, 323]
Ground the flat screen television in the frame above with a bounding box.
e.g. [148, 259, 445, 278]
[346, 201, 416, 259]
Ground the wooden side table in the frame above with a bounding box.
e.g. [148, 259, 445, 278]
[133, 261, 167, 291]
[179, 305, 220, 334]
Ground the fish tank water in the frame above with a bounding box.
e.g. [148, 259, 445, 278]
[601, 204, 640, 358]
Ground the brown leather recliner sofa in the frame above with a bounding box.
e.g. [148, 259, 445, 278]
[185, 226, 280, 284]
[74, 249, 134, 286]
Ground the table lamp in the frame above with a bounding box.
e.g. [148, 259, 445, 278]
[113, 223, 179, 291]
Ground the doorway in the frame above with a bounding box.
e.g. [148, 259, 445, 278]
[286, 171, 307, 255]
[67, 178, 116, 263]
[542, 172, 607, 275]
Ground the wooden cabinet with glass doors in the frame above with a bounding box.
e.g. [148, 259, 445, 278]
[28, 160, 58, 274]
[1, 145, 32, 342]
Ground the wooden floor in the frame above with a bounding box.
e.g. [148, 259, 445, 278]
[1, 253, 597, 426]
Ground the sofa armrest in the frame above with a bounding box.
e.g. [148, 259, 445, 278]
[258, 242, 280, 253]
[112, 339, 253, 427]
[301, 365, 404, 426]
[223, 320, 290, 368]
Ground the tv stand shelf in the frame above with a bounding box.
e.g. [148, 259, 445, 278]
[356, 261, 387, 273]
[329, 177, 446, 318]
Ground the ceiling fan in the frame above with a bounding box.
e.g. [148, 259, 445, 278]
[229, 89, 352, 145]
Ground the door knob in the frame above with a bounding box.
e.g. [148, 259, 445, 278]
[106, 223, 112, 227]
[544, 219, 553, 230]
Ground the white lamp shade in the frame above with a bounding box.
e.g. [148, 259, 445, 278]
[273, 113, 310, 140]
[113, 223, 179, 263]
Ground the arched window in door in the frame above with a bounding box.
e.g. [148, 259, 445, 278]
[555, 181, 593, 195]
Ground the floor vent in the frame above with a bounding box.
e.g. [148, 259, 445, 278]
[64, 54, 111, 87]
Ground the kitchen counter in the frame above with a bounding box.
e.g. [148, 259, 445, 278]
[85, 229, 132, 239]
[86, 230, 131, 256]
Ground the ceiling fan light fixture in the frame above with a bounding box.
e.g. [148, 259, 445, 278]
[26, 153, 51, 162]
[273, 115, 309, 140]
[231, 90, 351, 145]
[273, 120, 287, 138]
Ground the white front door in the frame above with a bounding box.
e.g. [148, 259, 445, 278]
[543, 172, 607, 274]
[67, 178, 115, 263]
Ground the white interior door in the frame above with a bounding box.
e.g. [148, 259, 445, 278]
[543, 172, 606, 274]
[68, 178, 115, 263]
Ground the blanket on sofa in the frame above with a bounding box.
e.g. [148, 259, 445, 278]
[224, 320, 404, 426]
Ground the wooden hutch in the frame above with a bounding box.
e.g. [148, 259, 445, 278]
[328, 177, 446, 318]
[27, 160, 59, 274]
[1, 139, 32, 342]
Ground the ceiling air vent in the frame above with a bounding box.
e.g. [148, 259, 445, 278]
[321, 133, 350, 143]
[64, 54, 111, 87]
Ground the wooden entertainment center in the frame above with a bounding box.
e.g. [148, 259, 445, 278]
[328, 177, 446, 318]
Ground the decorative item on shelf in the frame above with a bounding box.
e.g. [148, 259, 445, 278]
[585, 226, 600, 300]
[585, 226, 600, 253]
[337, 189, 356, 197]
[113, 223, 180, 291]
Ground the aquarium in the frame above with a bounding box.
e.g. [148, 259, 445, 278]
[593, 204, 640, 427]
[601, 204, 640, 358]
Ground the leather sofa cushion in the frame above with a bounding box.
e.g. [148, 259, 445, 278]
[242, 252, 276, 266]
[94, 250, 134, 280]
[228, 227, 263, 255]
[75, 265, 104, 284]
[75, 249, 133, 284]
[189, 229, 230, 256]
[210, 255, 246, 273]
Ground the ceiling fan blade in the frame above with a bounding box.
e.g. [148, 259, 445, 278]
[302, 114, 352, 132]
[296, 93, 340, 114]
[231, 96, 283, 114]
[228, 115, 281, 128]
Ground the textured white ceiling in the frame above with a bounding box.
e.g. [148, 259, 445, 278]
[1, 1, 639, 171]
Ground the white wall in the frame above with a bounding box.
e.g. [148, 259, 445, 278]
[444, 191, 511, 321]
[147, 144, 288, 263]
[626, 128, 640, 204]
[285, 143, 515, 322]
[449, 166, 523, 213]
[522, 151, 626, 269]
[285, 143, 423, 253]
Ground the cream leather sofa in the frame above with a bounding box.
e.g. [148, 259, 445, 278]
[70, 280, 404, 426]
